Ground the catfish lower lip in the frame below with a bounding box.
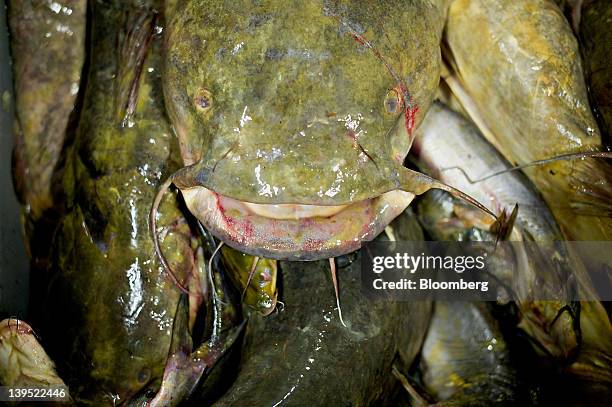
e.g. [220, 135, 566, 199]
[180, 186, 414, 261]
[159, 165, 497, 261]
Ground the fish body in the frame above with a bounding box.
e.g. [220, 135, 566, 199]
[445, 0, 612, 243]
[414, 102, 563, 242]
[414, 102, 581, 360]
[214, 210, 432, 406]
[43, 2, 203, 403]
[580, 0, 612, 144]
[414, 102, 612, 402]
[8, 0, 86, 223]
[419, 302, 522, 405]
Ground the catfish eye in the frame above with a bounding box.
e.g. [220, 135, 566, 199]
[194, 89, 212, 112]
[383, 89, 402, 115]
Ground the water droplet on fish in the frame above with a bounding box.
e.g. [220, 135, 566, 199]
[48, 1, 62, 13]
[232, 41, 245, 55]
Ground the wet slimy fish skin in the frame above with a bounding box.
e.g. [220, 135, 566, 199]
[579, 0, 612, 145]
[43, 2, 205, 404]
[445, 0, 612, 244]
[418, 302, 525, 405]
[159, 0, 455, 260]
[413, 101, 612, 405]
[213, 210, 432, 406]
[8, 0, 86, 224]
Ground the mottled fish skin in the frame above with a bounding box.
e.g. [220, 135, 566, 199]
[413, 102, 612, 404]
[580, 0, 612, 145]
[212, 210, 431, 406]
[42, 2, 202, 404]
[163, 0, 446, 205]
[445, 0, 612, 244]
[418, 302, 523, 406]
[154, 0, 457, 262]
[413, 103, 578, 362]
[8, 0, 86, 224]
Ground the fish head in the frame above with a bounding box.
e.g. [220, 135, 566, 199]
[162, 0, 443, 259]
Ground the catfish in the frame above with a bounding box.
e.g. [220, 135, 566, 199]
[42, 2, 204, 403]
[213, 209, 432, 406]
[444, 0, 612, 250]
[151, 0, 498, 265]
[8, 0, 86, 225]
[413, 102, 612, 406]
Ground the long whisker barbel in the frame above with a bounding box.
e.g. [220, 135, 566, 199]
[441, 151, 612, 183]
[149, 177, 190, 295]
[242, 256, 260, 300]
[329, 257, 347, 328]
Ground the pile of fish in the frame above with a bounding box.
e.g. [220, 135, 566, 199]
[1, 0, 610, 405]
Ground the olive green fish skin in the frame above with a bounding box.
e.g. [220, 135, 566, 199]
[580, 0, 612, 144]
[164, 0, 445, 205]
[220, 246, 278, 315]
[8, 0, 86, 222]
[44, 2, 198, 404]
[446, 0, 612, 242]
[214, 211, 431, 406]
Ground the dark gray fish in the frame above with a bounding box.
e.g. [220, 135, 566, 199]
[418, 302, 522, 406]
[580, 0, 612, 145]
[213, 210, 432, 406]
[413, 102, 612, 405]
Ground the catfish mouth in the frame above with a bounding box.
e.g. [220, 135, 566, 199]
[181, 186, 414, 261]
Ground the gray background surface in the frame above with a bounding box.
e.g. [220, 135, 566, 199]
[0, 2, 29, 318]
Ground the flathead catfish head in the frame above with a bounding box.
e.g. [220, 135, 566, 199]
[157, 0, 472, 260]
